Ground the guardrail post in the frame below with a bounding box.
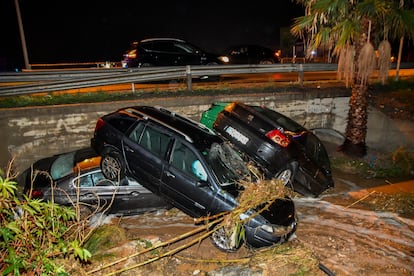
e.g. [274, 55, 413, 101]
[298, 64, 304, 87]
[186, 65, 192, 91]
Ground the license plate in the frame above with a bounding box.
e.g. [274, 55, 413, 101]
[225, 126, 249, 145]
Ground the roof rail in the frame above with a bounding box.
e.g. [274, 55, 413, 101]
[154, 106, 216, 135]
[124, 107, 194, 143]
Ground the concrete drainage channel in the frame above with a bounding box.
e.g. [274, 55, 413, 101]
[1, 90, 413, 173]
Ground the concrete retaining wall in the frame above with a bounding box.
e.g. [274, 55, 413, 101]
[1, 90, 413, 173]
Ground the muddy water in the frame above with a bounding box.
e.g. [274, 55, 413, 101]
[295, 197, 414, 275]
[109, 169, 414, 275]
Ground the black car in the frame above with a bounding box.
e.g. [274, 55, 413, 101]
[21, 147, 170, 216]
[200, 102, 334, 197]
[219, 45, 280, 65]
[122, 38, 223, 68]
[91, 106, 297, 251]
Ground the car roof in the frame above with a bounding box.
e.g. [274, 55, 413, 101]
[226, 44, 273, 51]
[140, 38, 186, 43]
[119, 106, 223, 148]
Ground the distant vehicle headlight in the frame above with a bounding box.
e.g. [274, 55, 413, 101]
[218, 56, 230, 63]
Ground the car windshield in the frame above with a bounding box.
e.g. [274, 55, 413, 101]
[205, 142, 249, 187]
[50, 151, 76, 180]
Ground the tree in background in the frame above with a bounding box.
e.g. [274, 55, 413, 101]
[291, 0, 414, 157]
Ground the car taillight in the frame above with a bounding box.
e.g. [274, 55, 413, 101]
[95, 118, 105, 132]
[266, 129, 290, 147]
[30, 189, 43, 199]
[127, 49, 137, 59]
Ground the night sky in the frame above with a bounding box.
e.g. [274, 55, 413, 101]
[1, 0, 303, 70]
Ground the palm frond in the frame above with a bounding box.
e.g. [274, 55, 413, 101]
[377, 40, 392, 84]
[357, 42, 376, 86]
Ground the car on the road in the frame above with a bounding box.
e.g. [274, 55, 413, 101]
[122, 38, 223, 68]
[91, 105, 297, 251]
[200, 102, 334, 197]
[218, 45, 280, 65]
[21, 147, 170, 216]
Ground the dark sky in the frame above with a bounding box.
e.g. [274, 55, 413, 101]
[1, 0, 303, 70]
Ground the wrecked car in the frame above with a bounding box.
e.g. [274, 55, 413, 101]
[91, 106, 297, 251]
[21, 147, 170, 216]
[200, 101, 334, 197]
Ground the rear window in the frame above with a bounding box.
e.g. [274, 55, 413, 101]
[255, 107, 305, 133]
[106, 114, 136, 133]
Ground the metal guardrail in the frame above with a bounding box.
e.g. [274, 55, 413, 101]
[0, 62, 411, 97]
[0, 64, 336, 97]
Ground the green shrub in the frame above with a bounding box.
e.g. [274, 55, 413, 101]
[0, 168, 91, 275]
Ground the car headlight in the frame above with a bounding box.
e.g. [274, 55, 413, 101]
[218, 56, 230, 63]
[261, 222, 296, 235]
[261, 224, 274, 233]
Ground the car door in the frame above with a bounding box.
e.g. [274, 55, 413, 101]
[228, 46, 249, 64]
[122, 122, 172, 193]
[171, 41, 203, 65]
[69, 169, 119, 211]
[160, 139, 217, 218]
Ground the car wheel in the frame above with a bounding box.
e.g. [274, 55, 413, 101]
[101, 151, 125, 181]
[210, 226, 242, 252]
[275, 162, 297, 187]
[77, 204, 94, 220]
[140, 63, 153, 67]
[259, 59, 274, 65]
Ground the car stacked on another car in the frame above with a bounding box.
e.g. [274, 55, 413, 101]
[91, 105, 297, 252]
[200, 101, 334, 197]
[219, 45, 280, 65]
[21, 147, 170, 216]
[122, 38, 223, 68]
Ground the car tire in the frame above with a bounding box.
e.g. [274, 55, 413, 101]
[210, 226, 242, 252]
[275, 161, 298, 188]
[259, 59, 274, 65]
[101, 150, 125, 181]
[77, 204, 94, 220]
[140, 63, 153, 67]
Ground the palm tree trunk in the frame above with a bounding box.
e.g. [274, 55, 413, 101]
[395, 36, 404, 81]
[339, 19, 370, 157]
[340, 83, 368, 157]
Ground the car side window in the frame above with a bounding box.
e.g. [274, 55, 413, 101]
[92, 171, 116, 186]
[174, 42, 195, 54]
[76, 171, 117, 187]
[152, 41, 176, 53]
[76, 174, 94, 187]
[138, 125, 170, 158]
[128, 122, 145, 143]
[171, 141, 207, 181]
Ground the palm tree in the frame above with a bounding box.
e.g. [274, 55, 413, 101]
[387, 0, 414, 80]
[291, 0, 414, 157]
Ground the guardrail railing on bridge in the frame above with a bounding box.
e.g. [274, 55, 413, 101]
[1, 62, 412, 97]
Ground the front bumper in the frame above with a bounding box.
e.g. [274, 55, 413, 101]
[244, 220, 297, 248]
